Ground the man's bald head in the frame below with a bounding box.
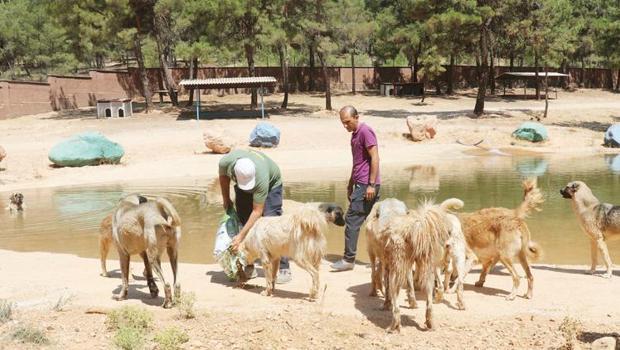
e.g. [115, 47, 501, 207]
[339, 105, 359, 132]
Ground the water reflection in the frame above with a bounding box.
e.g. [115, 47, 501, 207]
[605, 154, 620, 174]
[1, 156, 619, 265]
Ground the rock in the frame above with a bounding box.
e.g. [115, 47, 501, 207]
[592, 337, 616, 350]
[0, 145, 6, 162]
[249, 122, 280, 148]
[406, 115, 437, 142]
[203, 131, 232, 154]
[48, 132, 124, 167]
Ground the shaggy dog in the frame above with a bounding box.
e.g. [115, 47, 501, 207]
[365, 198, 410, 300]
[459, 179, 544, 300]
[382, 198, 464, 332]
[561, 181, 619, 278]
[6, 192, 25, 212]
[283, 199, 345, 226]
[99, 195, 148, 277]
[112, 194, 182, 308]
[435, 212, 470, 310]
[239, 204, 327, 300]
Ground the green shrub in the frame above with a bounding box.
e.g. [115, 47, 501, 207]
[154, 326, 190, 350]
[106, 306, 153, 331]
[11, 324, 49, 345]
[175, 292, 196, 319]
[0, 299, 15, 323]
[113, 326, 144, 350]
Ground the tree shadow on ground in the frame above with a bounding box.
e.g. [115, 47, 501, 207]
[552, 121, 612, 132]
[363, 108, 518, 120]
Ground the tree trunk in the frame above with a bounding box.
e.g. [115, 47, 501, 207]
[134, 34, 152, 112]
[154, 15, 178, 106]
[474, 18, 489, 117]
[412, 44, 421, 82]
[534, 53, 540, 100]
[559, 60, 568, 89]
[309, 44, 315, 91]
[351, 51, 356, 95]
[508, 52, 514, 88]
[447, 54, 455, 95]
[157, 45, 179, 106]
[489, 48, 496, 95]
[616, 69, 620, 91]
[245, 43, 257, 109]
[544, 69, 549, 118]
[280, 46, 289, 109]
[580, 58, 585, 88]
[318, 53, 331, 110]
[187, 57, 197, 106]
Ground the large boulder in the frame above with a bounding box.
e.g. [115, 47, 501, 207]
[512, 122, 548, 142]
[406, 115, 437, 142]
[0, 145, 6, 163]
[48, 132, 124, 167]
[249, 122, 280, 148]
[604, 124, 620, 148]
[203, 131, 232, 154]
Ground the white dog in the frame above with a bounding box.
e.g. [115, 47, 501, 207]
[240, 204, 327, 300]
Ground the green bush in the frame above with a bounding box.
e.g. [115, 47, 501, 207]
[0, 299, 15, 323]
[175, 292, 196, 319]
[113, 326, 144, 350]
[154, 326, 190, 350]
[11, 324, 49, 345]
[106, 306, 153, 331]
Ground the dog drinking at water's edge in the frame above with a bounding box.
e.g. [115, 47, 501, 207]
[6, 192, 25, 213]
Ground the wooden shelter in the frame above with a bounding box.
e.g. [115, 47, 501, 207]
[179, 76, 277, 120]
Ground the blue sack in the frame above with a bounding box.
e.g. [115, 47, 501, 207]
[48, 132, 124, 167]
[512, 122, 548, 143]
[249, 122, 280, 148]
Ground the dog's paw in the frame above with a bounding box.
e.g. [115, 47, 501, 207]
[162, 299, 173, 309]
[260, 290, 273, 297]
[586, 269, 596, 275]
[387, 326, 401, 334]
[100, 272, 109, 278]
[523, 292, 533, 299]
[113, 293, 127, 301]
[457, 302, 466, 311]
[474, 281, 485, 288]
[603, 272, 613, 279]
[505, 294, 517, 301]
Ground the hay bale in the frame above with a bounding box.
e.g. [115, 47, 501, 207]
[406, 115, 437, 142]
[203, 131, 232, 154]
[0, 145, 6, 162]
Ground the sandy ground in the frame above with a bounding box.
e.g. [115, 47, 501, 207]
[1, 89, 620, 349]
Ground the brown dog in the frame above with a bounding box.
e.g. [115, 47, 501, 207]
[459, 179, 544, 300]
[561, 181, 619, 278]
[111, 194, 182, 308]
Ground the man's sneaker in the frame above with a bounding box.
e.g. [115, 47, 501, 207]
[276, 269, 292, 284]
[330, 259, 354, 271]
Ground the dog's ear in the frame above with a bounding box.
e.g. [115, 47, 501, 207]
[571, 183, 580, 190]
[138, 195, 148, 204]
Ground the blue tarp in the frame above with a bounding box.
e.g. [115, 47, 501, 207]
[604, 124, 620, 148]
[249, 122, 280, 148]
[512, 122, 548, 143]
[48, 132, 124, 167]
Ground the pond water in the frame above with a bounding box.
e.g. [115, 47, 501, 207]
[2, 154, 620, 265]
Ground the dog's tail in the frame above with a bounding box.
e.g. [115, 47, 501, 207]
[156, 197, 182, 240]
[290, 205, 327, 265]
[521, 223, 544, 262]
[439, 198, 464, 212]
[515, 178, 544, 219]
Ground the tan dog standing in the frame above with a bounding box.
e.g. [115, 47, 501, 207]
[561, 181, 619, 278]
[460, 179, 544, 300]
[112, 194, 182, 308]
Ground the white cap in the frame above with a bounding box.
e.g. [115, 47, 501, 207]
[234, 158, 256, 191]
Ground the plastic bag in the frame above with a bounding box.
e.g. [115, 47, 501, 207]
[213, 208, 247, 281]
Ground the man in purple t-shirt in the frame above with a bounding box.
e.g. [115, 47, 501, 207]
[331, 105, 381, 271]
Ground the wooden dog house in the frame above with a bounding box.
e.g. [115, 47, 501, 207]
[96, 98, 133, 118]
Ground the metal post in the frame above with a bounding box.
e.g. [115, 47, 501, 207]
[260, 84, 265, 119]
[196, 88, 200, 120]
